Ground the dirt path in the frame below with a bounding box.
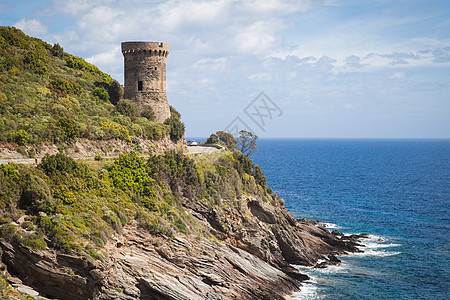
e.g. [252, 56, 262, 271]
[0, 146, 223, 165]
[186, 145, 223, 155]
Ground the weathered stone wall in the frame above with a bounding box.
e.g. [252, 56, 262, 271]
[122, 42, 171, 123]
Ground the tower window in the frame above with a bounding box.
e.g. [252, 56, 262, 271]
[154, 67, 157, 70]
[138, 81, 143, 91]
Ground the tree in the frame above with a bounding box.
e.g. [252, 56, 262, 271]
[51, 43, 64, 59]
[205, 133, 219, 144]
[107, 80, 123, 105]
[237, 130, 258, 157]
[216, 131, 238, 150]
[163, 106, 185, 142]
[164, 115, 185, 142]
[205, 131, 238, 150]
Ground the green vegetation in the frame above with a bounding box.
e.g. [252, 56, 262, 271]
[0, 148, 272, 256]
[0, 26, 183, 146]
[205, 131, 238, 150]
[237, 130, 258, 157]
[164, 106, 185, 142]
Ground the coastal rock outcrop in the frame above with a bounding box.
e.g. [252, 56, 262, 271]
[1, 191, 363, 299]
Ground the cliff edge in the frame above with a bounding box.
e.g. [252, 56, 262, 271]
[0, 150, 362, 299]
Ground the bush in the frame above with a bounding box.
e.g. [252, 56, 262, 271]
[22, 234, 47, 250]
[53, 184, 77, 206]
[20, 173, 52, 213]
[93, 86, 109, 102]
[65, 55, 112, 82]
[39, 153, 78, 177]
[88, 248, 104, 261]
[106, 80, 123, 105]
[49, 78, 81, 97]
[24, 48, 48, 75]
[51, 43, 64, 59]
[56, 116, 79, 141]
[141, 105, 155, 121]
[164, 117, 185, 142]
[116, 99, 139, 118]
[108, 152, 156, 197]
[10, 129, 28, 146]
[100, 121, 130, 141]
[205, 133, 219, 144]
[164, 106, 185, 142]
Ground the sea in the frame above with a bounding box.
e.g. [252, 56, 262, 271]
[249, 139, 450, 299]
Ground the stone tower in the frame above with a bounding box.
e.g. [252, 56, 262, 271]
[121, 41, 170, 123]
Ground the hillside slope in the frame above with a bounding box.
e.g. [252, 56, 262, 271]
[0, 26, 184, 159]
[0, 149, 363, 299]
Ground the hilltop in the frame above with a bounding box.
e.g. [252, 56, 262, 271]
[0, 26, 184, 160]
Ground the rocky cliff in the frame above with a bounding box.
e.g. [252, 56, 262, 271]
[1, 195, 362, 299]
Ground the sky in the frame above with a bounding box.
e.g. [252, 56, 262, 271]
[1, 0, 449, 138]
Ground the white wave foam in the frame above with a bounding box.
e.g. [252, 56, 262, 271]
[289, 281, 321, 299]
[316, 222, 341, 230]
[352, 249, 401, 257]
[294, 263, 350, 275]
[353, 234, 401, 257]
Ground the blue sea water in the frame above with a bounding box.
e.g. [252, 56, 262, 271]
[251, 139, 450, 299]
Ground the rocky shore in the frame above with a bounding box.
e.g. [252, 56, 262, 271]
[1, 194, 364, 299]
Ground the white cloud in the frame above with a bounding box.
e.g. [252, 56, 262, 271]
[237, 0, 314, 15]
[86, 45, 121, 66]
[389, 71, 406, 79]
[158, 0, 230, 31]
[14, 18, 48, 36]
[11, 0, 449, 137]
[193, 57, 227, 71]
[235, 19, 287, 54]
[248, 73, 271, 81]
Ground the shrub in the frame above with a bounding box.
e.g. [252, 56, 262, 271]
[106, 80, 123, 105]
[53, 184, 77, 206]
[20, 173, 52, 213]
[108, 152, 156, 197]
[100, 121, 130, 141]
[174, 218, 187, 234]
[56, 116, 79, 141]
[141, 105, 155, 121]
[10, 129, 28, 146]
[24, 49, 48, 75]
[39, 153, 78, 177]
[22, 234, 47, 250]
[0, 54, 22, 71]
[205, 133, 219, 144]
[49, 78, 81, 97]
[164, 116, 185, 142]
[116, 99, 139, 118]
[65, 55, 112, 82]
[51, 43, 64, 59]
[93, 86, 109, 102]
[0, 92, 7, 104]
[88, 248, 104, 261]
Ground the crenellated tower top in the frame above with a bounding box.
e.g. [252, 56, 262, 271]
[121, 42, 169, 58]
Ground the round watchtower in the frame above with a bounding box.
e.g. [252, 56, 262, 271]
[122, 41, 170, 123]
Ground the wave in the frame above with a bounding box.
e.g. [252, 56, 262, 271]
[288, 275, 323, 300]
[317, 222, 341, 230]
[290, 232, 402, 299]
[353, 234, 401, 257]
